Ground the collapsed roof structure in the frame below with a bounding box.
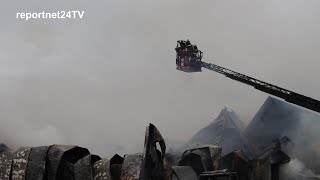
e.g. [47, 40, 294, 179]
[245, 97, 302, 153]
[245, 97, 320, 174]
[187, 107, 256, 158]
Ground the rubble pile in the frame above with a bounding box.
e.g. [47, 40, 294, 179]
[1, 97, 320, 179]
[0, 124, 170, 180]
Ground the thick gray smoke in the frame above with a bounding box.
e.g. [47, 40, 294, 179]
[284, 110, 320, 173]
[0, 0, 320, 156]
[280, 159, 320, 180]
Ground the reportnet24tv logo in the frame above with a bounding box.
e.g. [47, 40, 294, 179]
[16, 11, 85, 21]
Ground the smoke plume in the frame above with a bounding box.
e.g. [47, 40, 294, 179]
[280, 159, 320, 180]
[0, 0, 320, 156]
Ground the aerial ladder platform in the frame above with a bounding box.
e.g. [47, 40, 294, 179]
[175, 40, 320, 113]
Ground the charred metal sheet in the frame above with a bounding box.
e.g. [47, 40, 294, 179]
[257, 145, 290, 164]
[120, 153, 143, 180]
[251, 151, 289, 179]
[179, 152, 205, 174]
[143, 123, 166, 159]
[26, 146, 49, 180]
[46, 145, 90, 180]
[249, 138, 291, 180]
[139, 123, 167, 180]
[220, 150, 249, 180]
[172, 166, 197, 180]
[163, 158, 174, 180]
[254, 137, 290, 164]
[46, 145, 76, 180]
[74, 154, 101, 180]
[109, 154, 123, 180]
[207, 145, 222, 170]
[11, 147, 31, 180]
[92, 154, 123, 180]
[180, 145, 222, 173]
[269, 150, 290, 164]
[0, 151, 13, 180]
[250, 158, 271, 180]
[92, 157, 112, 180]
[198, 169, 238, 180]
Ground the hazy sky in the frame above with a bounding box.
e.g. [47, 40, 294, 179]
[0, 0, 320, 156]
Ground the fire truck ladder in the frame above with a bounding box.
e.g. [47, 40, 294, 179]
[201, 61, 320, 113]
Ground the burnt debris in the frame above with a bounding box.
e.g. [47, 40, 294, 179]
[1, 97, 320, 179]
